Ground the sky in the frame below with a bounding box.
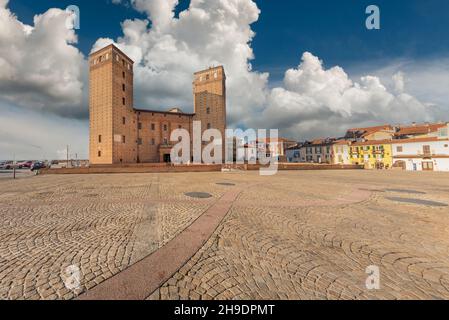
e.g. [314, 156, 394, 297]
[1, 0, 449, 160]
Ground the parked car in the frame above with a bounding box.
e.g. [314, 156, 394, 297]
[31, 161, 46, 171]
[17, 161, 33, 169]
[0, 161, 14, 170]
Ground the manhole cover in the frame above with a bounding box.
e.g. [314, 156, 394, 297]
[185, 192, 212, 199]
[38, 192, 53, 196]
[216, 182, 235, 186]
[33, 192, 53, 198]
[84, 194, 99, 198]
[385, 189, 426, 195]
[386, 197, 447, 207]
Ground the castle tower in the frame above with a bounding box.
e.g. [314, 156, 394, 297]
[193, 66, 227, 161]
[89, 44, 136, 165]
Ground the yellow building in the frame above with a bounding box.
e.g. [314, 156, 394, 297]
[349, 140, 393, 169]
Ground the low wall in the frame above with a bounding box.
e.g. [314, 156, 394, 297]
[246, 163, 364, 171]
[41, 163, 363, 175]
[40, 164, 222, 175]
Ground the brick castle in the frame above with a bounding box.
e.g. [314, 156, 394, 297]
[89, 44, 226, 165]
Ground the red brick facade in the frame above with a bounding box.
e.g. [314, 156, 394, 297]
[89, 44, 226, 165]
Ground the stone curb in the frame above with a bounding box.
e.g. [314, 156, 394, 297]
[77, 188, 241, 300]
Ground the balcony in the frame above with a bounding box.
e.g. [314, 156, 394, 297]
[418, 152, 433, 158]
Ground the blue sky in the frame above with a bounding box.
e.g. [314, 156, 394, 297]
[1, 0, 449, 159]
[8, 0, 449, 80]
[253, 0, 449, 81]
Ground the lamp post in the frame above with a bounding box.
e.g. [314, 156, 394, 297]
[13, 153, 16, 180]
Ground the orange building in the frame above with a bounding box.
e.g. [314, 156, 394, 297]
[89, 44, 226, 165]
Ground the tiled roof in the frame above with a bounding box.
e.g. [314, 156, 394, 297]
[134, 108, 195, 116]
[259, 137, 297, 143]
[333, 140, 350, 145]
[351, 139, 393, 146]
[395, 123, 446, 136]
[391, 137, 449, 144]
[302, 138, 337, 147]
[286, 144, 302, 150]
[345, 125, 394, 139]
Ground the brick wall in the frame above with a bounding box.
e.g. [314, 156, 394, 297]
[41, 163, 363, 175]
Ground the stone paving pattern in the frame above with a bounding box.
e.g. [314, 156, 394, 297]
[0, 173, 224, 300]
[1, 170, 449, 300]
[148, 171, 449, 300]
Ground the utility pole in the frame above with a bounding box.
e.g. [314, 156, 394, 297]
[66, 145, 69, 168]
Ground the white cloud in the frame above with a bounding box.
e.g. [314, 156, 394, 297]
[0, 103, 88, 161]
[392, 71, 405, 94]
[92, 0, 268, 127]
[0, 1, 87, 160]
[131, 0, 179, 31]
[251, 52, 445, 139]
[0, 1, 87, 118]
[95, 0, 447, 141]
[1, 0, 448, 160]
[351, 58, 449, 114]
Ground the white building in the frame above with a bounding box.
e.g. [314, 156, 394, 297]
[392, 133, 449, 171]
[332, 141, 352, 165]
[298, 139, 334, 163]
[295, 138, 351, 164]
[246, 138, 297, 162]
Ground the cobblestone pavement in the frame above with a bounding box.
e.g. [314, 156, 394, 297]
[0, 173, 229, 300]
[0, 170, 34, 180]
[148, 170, 449, 300]
[1, 170, 449, 300]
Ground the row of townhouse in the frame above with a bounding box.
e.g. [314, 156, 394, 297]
[285, 122, 449, 171]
